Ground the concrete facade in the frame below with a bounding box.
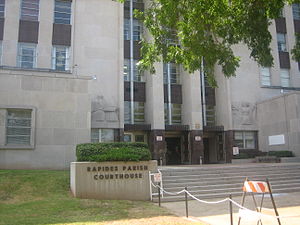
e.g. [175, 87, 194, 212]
[1, 0, 300, 169]
[257, 93, 300, 156]
[0, 69, 91, 169]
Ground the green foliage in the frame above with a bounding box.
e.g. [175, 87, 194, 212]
[267, 151, 294, 157]
[76, 142, 151, 162]
[121, 0, 300, 86]
[233, 152, 254, 159]
[292, 33, 300, 61]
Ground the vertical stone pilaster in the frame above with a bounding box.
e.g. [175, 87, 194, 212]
[225, 130, 233, 163]
[189, 130, 204, 164]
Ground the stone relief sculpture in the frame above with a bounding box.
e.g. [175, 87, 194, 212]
[232, 102, 256, 126]
[91, 96, 119, 123]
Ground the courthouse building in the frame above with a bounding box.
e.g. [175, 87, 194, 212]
[0, 0, 300, 169]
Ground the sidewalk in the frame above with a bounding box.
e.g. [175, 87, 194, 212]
[162, 192, 300, 225]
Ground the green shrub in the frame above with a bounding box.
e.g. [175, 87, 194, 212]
[233, 153, 253, 159]
[267, 151, 294, 157]
[76, 142, 151, 162]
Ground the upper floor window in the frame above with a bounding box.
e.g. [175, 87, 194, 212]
[54, 0, 72, 25]
[133, 20, 142, 41]
[163, 63, 180, 84]
[6, 109, 32, 145]
[164, 103, 181, 124]
[21, 0, 40, 21]
[280, 69, 290, 87]
[0, 0, 5, 18]
[124, 101, 145, 124]
[260, 67, 271, 86]
[278, 8, 284, 18]
[52, 46, 70, 71]
[124, 59, 144, 82]
[0, 41, 2, 65]
[134, 102, 145, 123]
[124, 19, 142, 41]
[17, 43, 37, 69]
[124, 101, 131, 124]
[277, 33, 287, 52]
[124, 19, 130, 40]
[293, 4, 300, 20]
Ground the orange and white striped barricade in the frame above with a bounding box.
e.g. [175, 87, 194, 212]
[238, 178, 281, 225]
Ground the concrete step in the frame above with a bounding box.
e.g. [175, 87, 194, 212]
[160, 166, 300, 176]
[152, 163, 300, 202]
[161, 173, 300, 185]
[152, 187, 300, 202]
[159, 179, 300, 191]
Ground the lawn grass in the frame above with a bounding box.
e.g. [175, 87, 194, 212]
[0, 170, 202, 225]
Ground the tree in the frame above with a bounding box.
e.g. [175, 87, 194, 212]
[122, 0, 300, 86]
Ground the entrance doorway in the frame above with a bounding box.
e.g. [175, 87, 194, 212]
[165, 137, 181, 165]
[203, 138, 210, 164]
[203, 132, 225, 164]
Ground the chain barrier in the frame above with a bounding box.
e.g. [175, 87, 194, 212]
[150, 179, 300, 220]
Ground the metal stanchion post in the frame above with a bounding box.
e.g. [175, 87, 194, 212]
[158, 182, 161, 207]
[185, 187, 188, 218]
[229, 194, 233, 225]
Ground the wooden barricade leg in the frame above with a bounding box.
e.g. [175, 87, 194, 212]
[250, 192, 263, 225]
[237, 191, 246, 225]
[266, 179, 281, 225]
[257, 193, 265, 225]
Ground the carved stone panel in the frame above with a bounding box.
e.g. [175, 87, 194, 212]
[91, 96, 119, 128]
[232, 102, 256, 127]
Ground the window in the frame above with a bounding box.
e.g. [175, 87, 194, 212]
[278, 8, 284, 18]
[280, 69, 290, 87]
[124, 19, 130, 40]
[91, 129, 114, 143]
[124, 133, 132, 142]
[135, 135, 145, 143]
[133, 20, 142, 41]
[54, 0, 72, 24]
[134, 102, 145, 123]
[163, 63, 180, 84]
[164, 103, 169, 124]
[277, 33, 287, 52]
[260, 67, 271, 86]
[0, 41, 2, 65]
[123, 59, 144, 81]
[171, 104, 181, 124]
[293, 4, 300, 20]
[20, 0, 40, 21]
[124, 101, 145, 124]
[52, 46, 70, 71]
[234, 131, 256, 149]
[164, 103, 182, 124]
[0, 0, 5, 18]
[124, 19, 142, 41]
[123, 133, 146, 143]
[6, 109, 32, 145]
[17, 43, 37, 69]
[124, 60, 130, 81]
[124, 101, 131, 124]
[206, 105, 216, 126]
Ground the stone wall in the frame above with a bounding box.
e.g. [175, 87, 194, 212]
[0, 69, 91, 169]
[257, 92, 300, 156]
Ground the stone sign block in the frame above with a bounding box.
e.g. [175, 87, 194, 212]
[70, 160, 157, 201]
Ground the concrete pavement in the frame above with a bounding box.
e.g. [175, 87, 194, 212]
[162, 191, 300, 225]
